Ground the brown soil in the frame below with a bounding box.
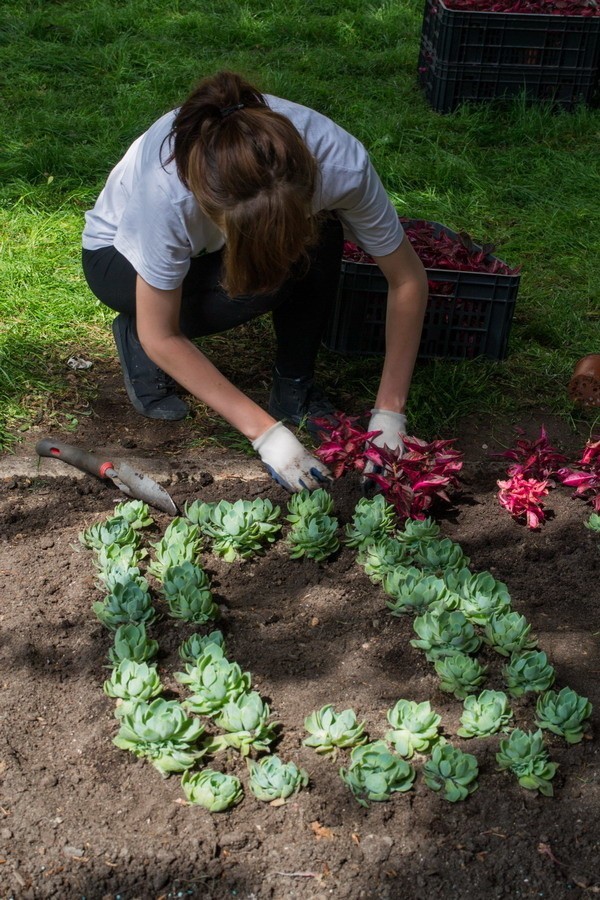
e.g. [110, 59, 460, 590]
[1, 366, 599, 900]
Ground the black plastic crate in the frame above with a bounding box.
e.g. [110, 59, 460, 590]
[418, 0, 600, 111]
[323, 221, 521, 361]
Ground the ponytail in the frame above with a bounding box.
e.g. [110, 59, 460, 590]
[165, 71, 319, 296]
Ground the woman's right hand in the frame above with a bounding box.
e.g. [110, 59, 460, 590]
[252, 422, 332, 492]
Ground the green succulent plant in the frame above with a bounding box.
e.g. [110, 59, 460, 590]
[585, 512, 600, 532]
[95, 542, 147, 573]
[356, 536, 411, 583]
[503, 650, 555, 698]
[483, 611, 538, 657]
[535, 687, 593, 744]
[412, 538, 470, 575]
[385, 699, 441, 758]
[113, 698, 205, 777]
[386, 571, 458, 617]
[285, 488, 334, 524]
[92, 579, 156, 631]
[177, 649, 251, 716]
[434, 653, 488, 700]
[96, 561, 147, 593]
[208, 691, 278, 756]
[446, 570, 512, 625]
[287, 513, 340, 561]
[411, 609, 481, 661]
[457, 690, 513, 738]
[103, 659, 163, 705]
[496, 729, 558, 796]
[345, 494, 397, 549]
[161, 562, 219, 624]
[396, 517, 441, 548]
[80, 516, 140, 552]
[107, 623, 159, 666]
[247, 755, 309, 802]
[112, 499, 154, 530]
[178, 630, 226, 664]
[339, 740, 416, 807]
[422, 743, 479, 802]
[181, 769, 243, 811]
[147, 518, 202, 579]
[185, 498, 281, 561]
[303, 705, 367, 756]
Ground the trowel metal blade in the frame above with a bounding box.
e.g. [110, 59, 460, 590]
[108, 462, 179, 516]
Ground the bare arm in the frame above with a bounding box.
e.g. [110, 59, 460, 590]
[134, 275, 276, 441]
[371, 237, 429, 414]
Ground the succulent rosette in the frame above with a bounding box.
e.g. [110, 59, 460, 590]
[178, 630, 226, 664]
[177, 648, 251, 716]
[386, 572, 459, 617]
[247, 755, 309, 801]
[185, 498, 281, 561]
[209, 692, 278, 756]
[103, 659, 163, 704]
[457, 690, 513, 738]
[483, 611, 537, 657]
[412, 538, 469, 575]
[434, 653, 488, 700]
[535, 687, 593, 743]
[148, 518, 202, 579]
[503, 650, 555, 698]
[161, 561, 219, 624]
[112, 499, 154, 530]
[113, 698, 205, 777]
[93, 579, 156, 631]
[285, 488, 334, 524]
[339, 740, 416, 806]
[423, 743, 479, 802]
[287, 514, 340, 562]
[345, 494, 397, 549]
[303, 705, 367, 756]
[411, 609, 481, 660]
[108, 623, 159, 666]
[496, 729, 558, 796]
[181, 769, 243, 811]
[385, 699, 441, 757]
[357, 536, 411, 583]
[80, 516, 140, 552]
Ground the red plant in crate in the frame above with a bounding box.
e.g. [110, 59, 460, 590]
[442, 0, 599, 16]
[497, 474, 550, 530]
[494, 425, 568, 480]
[557, 438, 600, 511]
[313, 414, 384, 478]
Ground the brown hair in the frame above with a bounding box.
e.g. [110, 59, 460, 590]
[165, 71, 319, 296]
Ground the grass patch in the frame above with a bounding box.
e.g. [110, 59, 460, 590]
[1, 0, 599, 451]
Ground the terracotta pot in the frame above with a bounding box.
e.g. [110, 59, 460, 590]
[568, 354, 600, 408]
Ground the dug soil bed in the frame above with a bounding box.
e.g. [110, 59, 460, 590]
[1, 392, 599, 899]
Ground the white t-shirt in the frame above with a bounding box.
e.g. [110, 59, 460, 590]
[82, 95, 404, 291]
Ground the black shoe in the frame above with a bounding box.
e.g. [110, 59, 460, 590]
[111, 314, 189, 421]
[268, 369, 337, 437]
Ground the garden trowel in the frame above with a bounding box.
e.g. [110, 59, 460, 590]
[35, 437, 179, 515]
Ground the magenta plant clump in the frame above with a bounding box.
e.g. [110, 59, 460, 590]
[442, 0, 599, 15]
[558, 438, 600, 512]
[343, 220, 518, 276]
[496, 430, 600, 528]
[315, 419, 463, 521]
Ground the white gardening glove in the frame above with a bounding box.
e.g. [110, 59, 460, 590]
[252, 421, 332, 493]
[363, 409, 408, 491]
[367, 409, 408, 455]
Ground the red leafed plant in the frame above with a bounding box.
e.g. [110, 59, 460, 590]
[442, 0, 599, 16]
[313, 414, 385, 479]
[343, 220, 519, 276]
[314, 418, 463, 520]
[497, 474, 550, 530]
[494, 425, 568, 480]
[557, 438, 600, 512]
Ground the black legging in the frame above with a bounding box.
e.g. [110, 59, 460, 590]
[82, 216, 344, 378]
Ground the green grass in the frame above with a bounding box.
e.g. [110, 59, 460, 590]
[1, 0, 599, 450]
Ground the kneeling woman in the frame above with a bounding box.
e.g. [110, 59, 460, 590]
[82, 70, 428, 492]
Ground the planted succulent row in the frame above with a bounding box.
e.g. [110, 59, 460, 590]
[79, 500, 309, 812]
[302, 702, 478, 805]
[348, 501, 593, 796]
